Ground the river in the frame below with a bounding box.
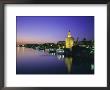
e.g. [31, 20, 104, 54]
[16, 47, 94, 74]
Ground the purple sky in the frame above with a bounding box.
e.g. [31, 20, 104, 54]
[16, 16, 94, 44]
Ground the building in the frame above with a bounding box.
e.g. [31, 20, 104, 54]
[65, 30, 74, 48]
[57, 41, 65, 49]
[57, 41, 65, 45]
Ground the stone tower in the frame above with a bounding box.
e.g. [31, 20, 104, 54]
[65, 30, 74, 48]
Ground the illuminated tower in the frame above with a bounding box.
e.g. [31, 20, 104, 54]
[65, 30, 74, 48]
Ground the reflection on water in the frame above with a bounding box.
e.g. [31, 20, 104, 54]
[91, 64, 94, 70]
[65, 57, 73, 73]
[57, 55, 64, 60]
[16, 47, 94, 74]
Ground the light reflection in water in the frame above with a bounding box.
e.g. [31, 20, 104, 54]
[17, 47, 94, 74]
[91, 64, 94, 70]
[17, 47, 25, 53]
[22, 47, 25, 52]
[51, 53, 55, 56]
[56, 54, 73, 73]
[17, 47, 19, 52]
[64, 57, 73, 73]
[57, 55, 64, 60]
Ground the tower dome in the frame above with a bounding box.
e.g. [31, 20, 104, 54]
[65, 30, 74, 48]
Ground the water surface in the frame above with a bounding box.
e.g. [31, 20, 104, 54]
[16, 47, 94, 74]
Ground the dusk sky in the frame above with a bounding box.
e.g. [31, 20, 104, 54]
[16, 16, 94, 44]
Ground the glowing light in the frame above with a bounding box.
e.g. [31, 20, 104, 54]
[91, 64, 94, 70]
[62, 55, 64, 58]
[65, 57, 73, 73]
[63, 46, 65, 48]
[65, 31, 74, 48]
[57, 55, 61, 60]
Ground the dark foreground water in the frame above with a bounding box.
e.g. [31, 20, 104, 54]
[16, 47, 94, 74]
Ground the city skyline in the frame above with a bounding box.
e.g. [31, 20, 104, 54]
[16, 16, 94, 44]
